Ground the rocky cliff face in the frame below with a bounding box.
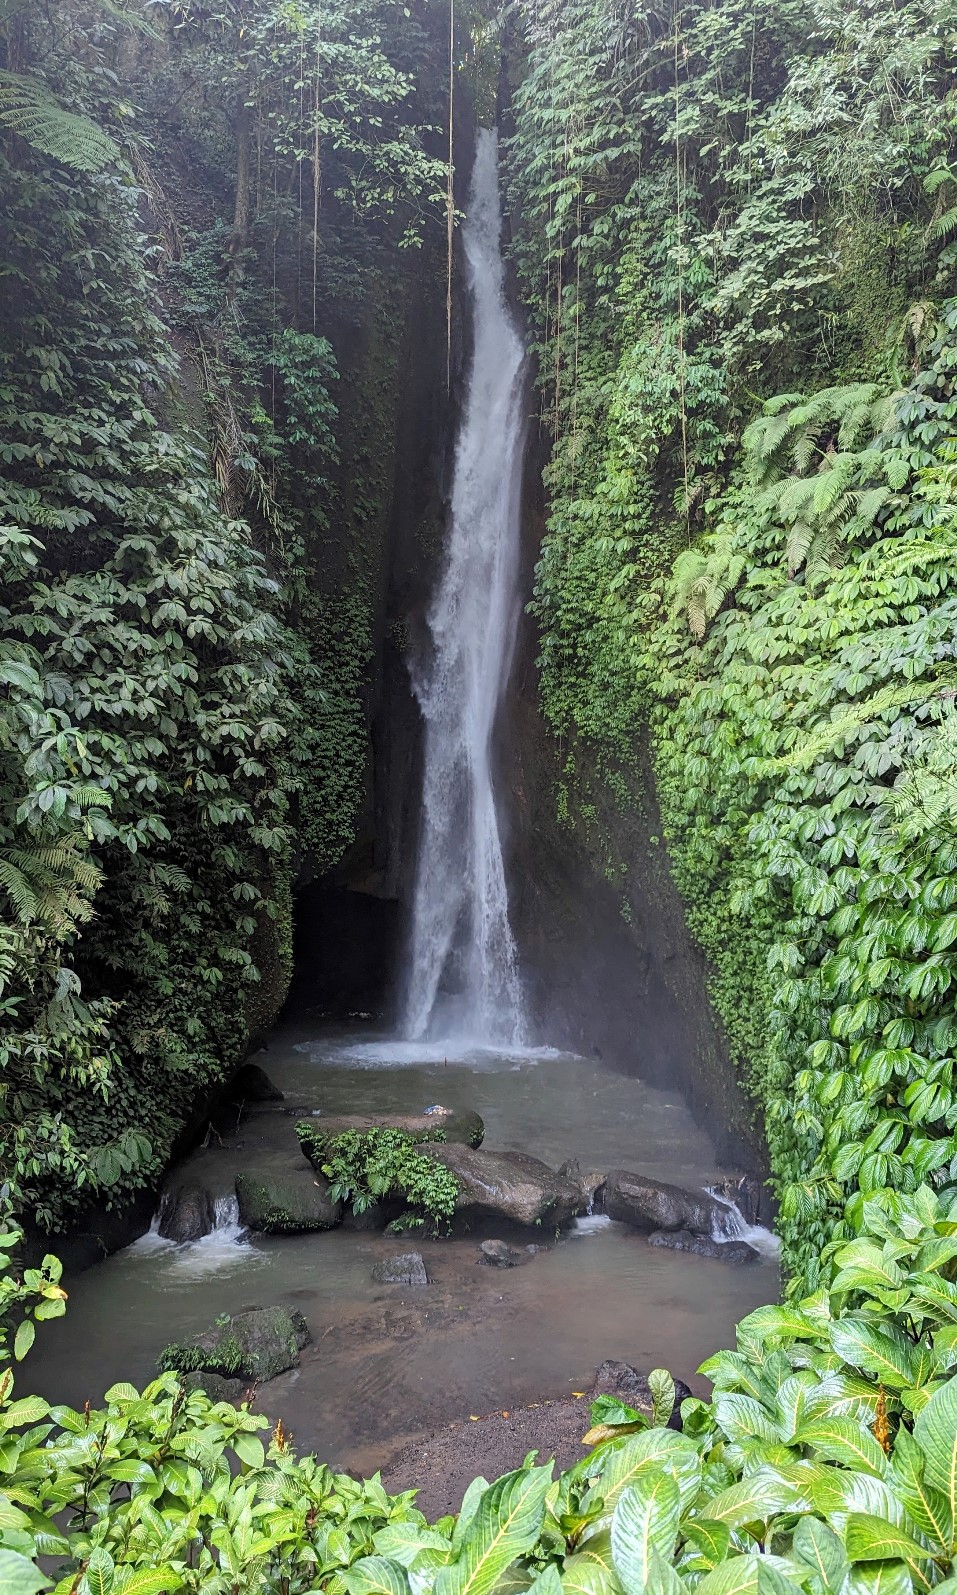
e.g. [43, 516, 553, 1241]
[502, 435, 766, 1179]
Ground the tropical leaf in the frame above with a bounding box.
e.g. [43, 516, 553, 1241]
[434, 1466, 552, 1595]
[609, 1475, 680, 1590]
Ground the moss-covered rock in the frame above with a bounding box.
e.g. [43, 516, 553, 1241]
[297, 1106, 484, 1171]
[161, 1305, 310, 1383]
[235, 1170, 342, 1233]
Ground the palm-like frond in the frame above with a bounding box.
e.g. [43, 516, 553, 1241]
[0, 71, 120, 173]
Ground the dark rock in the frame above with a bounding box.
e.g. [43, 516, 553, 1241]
[235, 1170, 342, 1233]
[228, 1062, 284, 1103]
[603, 1170, 728, 1235]
[180, 1370, 246, 1402]
[417, 1143, 583, 1228]
[340, 1200, 403, 1232]
[479, 1239, 520, 1268]
[157, 1184, 215, 1244]
[647, 1228, 759, 1264]
[372, 1252, 428, 1285]
[592, 1359, 652, 1406]
[590, 1360, 693, 1429]
[166, 1305, 310, 1384]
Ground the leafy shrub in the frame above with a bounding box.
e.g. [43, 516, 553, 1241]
[297, 1124, 460, 1232]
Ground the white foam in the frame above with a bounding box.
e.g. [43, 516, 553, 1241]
[709, 1193, 780, 1261]
[311, 1038, 567, 1069]
[127, 1195, 256, 1278]
[571, 1214, 618, 1235]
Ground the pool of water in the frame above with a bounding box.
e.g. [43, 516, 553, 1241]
[27, 1022, 778, 1472]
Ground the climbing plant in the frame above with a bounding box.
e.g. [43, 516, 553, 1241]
[507, 0, 957, 1289]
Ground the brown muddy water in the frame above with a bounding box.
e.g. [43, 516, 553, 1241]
[27, 1024, 779, 1475]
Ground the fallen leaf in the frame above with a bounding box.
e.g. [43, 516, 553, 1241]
[572, 1392, 586, 1398]
[469, 1415, 480, 1422]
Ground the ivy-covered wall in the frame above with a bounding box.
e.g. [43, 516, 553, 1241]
[0, 0, 450, 1240]
[505, 0, 957, 1288]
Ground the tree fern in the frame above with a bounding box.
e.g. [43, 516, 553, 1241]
[0, 72, 119, 173]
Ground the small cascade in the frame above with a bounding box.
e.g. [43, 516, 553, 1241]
[402, 128, 527, 1047]
[708, 1191, 780, 1260]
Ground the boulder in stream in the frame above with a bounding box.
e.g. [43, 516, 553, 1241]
[647, 1229, 759, 1264]
[297, 1106, 485, 1167]
[227, 1062, 285, 1104]
[479, 1239, 520, 1267]
[417, 1143, 583, 1228]
[235, 1169, 342, 1233]
[156, 1183, 215, 1244]
[602, 1169, 728, 1236]
[162, 1305, 310, 1384]
[372, 1252, 428, 1285]
[180, 1370, 246, 1402]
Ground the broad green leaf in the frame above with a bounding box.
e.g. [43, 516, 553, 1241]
[0, 1553, 49, 1595]
[843, 1512, 930, 1565]
[914, 1374, 957, 1517]
[12, 1325, 33, 1365]
[792, 1516, 848, 1592]
[610, 1474, 680, 1589]
[598, 1428, 700, 1514]
[343, 1558, 412, 1595]
[694, 1557, 804, 1594]
[231, 1433, 265, 1470]
[434, 1466, 552, 1595]
[793, 1416, 887, 1475]
[374, 1525, 454, 1568]
[702, 1471, 806, 1528]
[681, 1520, 731, 1570]
[81, 1549, 114, 1595]
[829, 1320, 915, 1391]
[453, 1477, 491, 1554]
[111, 1572, 181, 1595]
[842, 1564, 914, 1595]
[561, 1531, 622, 1595]
[649, 1370, 676, 1428]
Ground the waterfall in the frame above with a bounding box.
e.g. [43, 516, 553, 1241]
[403, 129, 527, 1046]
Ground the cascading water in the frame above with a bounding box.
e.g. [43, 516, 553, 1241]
[403, 129, 527, 1046]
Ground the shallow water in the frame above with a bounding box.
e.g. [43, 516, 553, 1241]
[28, 1023, 778, 1472]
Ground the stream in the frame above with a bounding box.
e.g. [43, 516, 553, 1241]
[27, 1022, 778, 1476]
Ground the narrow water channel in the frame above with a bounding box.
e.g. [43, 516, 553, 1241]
[27, 1022, 778, 1475]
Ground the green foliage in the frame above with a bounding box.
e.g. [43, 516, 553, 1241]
[297, 1123, 460, 1230]
[0, 0, 452, 1230]
[507, 0, 957, 1293]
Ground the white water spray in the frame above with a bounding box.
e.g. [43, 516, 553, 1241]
[403, 129, 527, 1045]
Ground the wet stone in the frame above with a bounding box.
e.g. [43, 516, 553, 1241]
[235, 1169, 342, 1233]
[603, 1169, 728, 1235]
[479, 1239, 520, 1268]
[647, 1228, 759, 1264]
[372, 1252, 428, 1286]
[156, 1184, 215, 1244]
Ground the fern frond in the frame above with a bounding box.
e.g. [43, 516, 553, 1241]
[0, 72, 120, 173]
[0, 859, 38, 926]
